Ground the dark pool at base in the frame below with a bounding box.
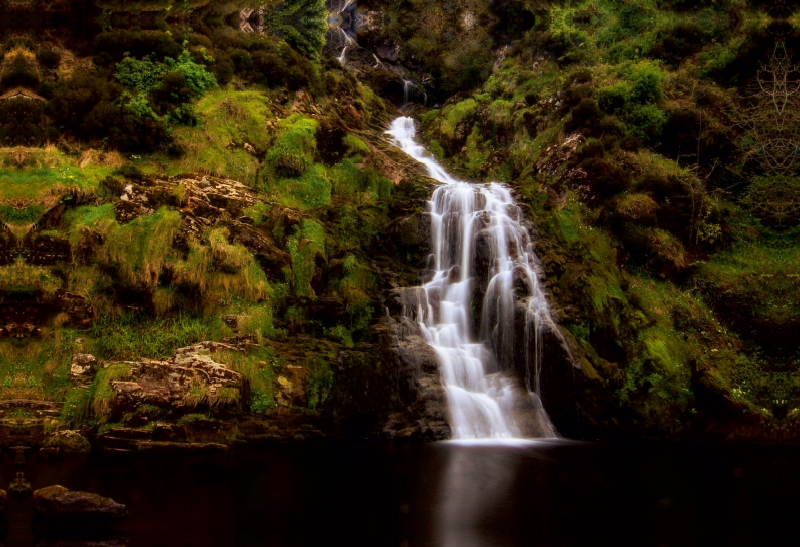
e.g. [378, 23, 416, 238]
[2, 440, 798, 546]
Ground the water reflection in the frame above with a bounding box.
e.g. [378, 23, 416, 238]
[0, 441, 796, 545]
[435, 441, 546, 547]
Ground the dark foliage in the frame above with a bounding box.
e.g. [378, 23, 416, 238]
[649, 24, 710, 67]
[93, 30, 183, 64]
[43, 69, 169, 151]
[36, 49, 62, 70]
[0, 53, 40, 91]
[580, 157, 632, 197]
[0, 99, 52, 146]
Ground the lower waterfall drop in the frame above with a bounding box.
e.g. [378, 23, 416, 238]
[387, 117, 558, 440]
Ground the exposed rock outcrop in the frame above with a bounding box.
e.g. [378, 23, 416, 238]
[33, 485, 127, 520]
[0, 400, 63, 445]
[70, 355, 97, 386]
[274, 365, 311, 408]
[41, 430, 92, 456]
[99, 342, 245, 419]
[378, 316, 451, 439]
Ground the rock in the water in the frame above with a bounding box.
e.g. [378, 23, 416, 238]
[9, 472, 32, 497]
[43, 430, 92, 456]
[33, 485, 127, 520]
[0, 488, 7, 514]
[34, 539, 128, 546]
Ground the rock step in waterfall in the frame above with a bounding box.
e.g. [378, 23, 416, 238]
[386, 117, 558, 440]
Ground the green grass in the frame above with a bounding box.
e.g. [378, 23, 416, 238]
[147, 88, 274, 184]
[83, 206, 182, 289]
[287, 218, 326, 296]
[215, 347, 282, 412]
[0, 165, 110, 201]
[91, 363, 134, 421]
[305, 356, 333, 410]
[87, 314, 226, 361]
[438, 98, 481, 139]
[265, 115, 318, 177]
[273, 164, 332, 209]
[696, 244, 800, 327]
[0, 258, 61, 297]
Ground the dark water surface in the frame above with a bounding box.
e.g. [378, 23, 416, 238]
[4, 440, 799, 546]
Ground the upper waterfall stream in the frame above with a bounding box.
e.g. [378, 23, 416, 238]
[386, 117, 558, 440]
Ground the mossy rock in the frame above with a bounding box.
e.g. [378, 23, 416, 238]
[43, 430, 92, 455]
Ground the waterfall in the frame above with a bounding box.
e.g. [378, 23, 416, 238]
[328, 1, 356, 66]
[386, 117, 557, 440]
[402, 79, 413, 105]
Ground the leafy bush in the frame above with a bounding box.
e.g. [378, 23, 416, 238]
[565, 98, 604, 133]
[45, 68, 170, 151]
[625, 104, 667, 141]
[626, 61, 666, 104]
[596, 61, 668, 142]
[114, 47, 216, 125]
[597, 82, 632, 114]
[93, 30, 183, 64]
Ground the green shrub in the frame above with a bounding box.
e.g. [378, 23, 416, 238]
[598, 82, 632, 114]
[626, 61, 666, 104]
[286, 219, 326, 296]
[114, 46, 216, 126]
[625, 104, 667, 141]
[305, 357, 333, 410]
[262, 0, 328, 60]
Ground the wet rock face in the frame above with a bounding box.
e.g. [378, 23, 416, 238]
[375, 42, 400, 61]
[33, 485, 127, 520]
[380, 317, 451, 439]
[328, 317, 450, 440]
[274, 365, 310, 408]
[386, 212, 431, 248]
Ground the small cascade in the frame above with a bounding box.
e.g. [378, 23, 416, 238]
[337, 45, 348, 65]
[387, 117, 557, 440]
[328, 1, 357, 65]
[402, 79, 414, 105]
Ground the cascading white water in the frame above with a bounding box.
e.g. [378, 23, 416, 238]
[386, 117, 557, 440]
[328, 0, 356, 66]
[402, 79, 414, 105]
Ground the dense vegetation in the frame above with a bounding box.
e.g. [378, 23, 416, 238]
[414, 0, 799, 434]
[0, 0, 796, 441]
